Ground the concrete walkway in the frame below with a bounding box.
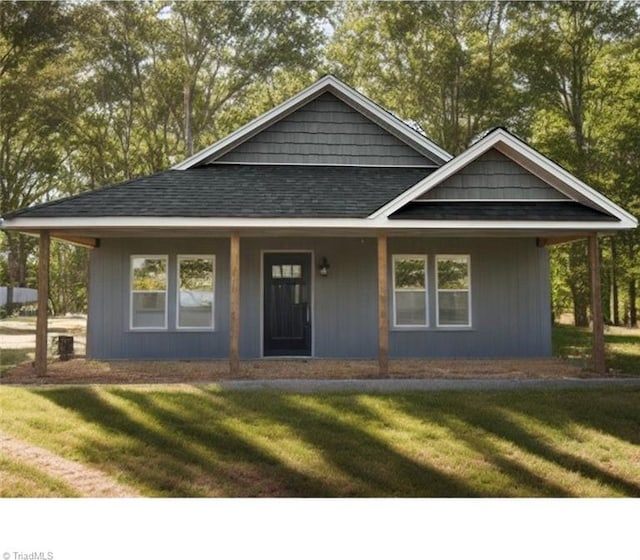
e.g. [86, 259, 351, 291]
[215, 377, 640, 393]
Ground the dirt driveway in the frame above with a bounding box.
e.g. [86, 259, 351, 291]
[0, 315, 87, 351]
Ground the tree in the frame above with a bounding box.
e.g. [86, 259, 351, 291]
[508, 0, 639, 326]
[1, 1, 331, 315]
[0, 1, 74, 313]
[591, 38, 640, 325]
[156, 1, 331, 158]
[328, 1, 521, 154]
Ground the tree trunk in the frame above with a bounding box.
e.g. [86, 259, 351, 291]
[630, 279, 637, 327]
[571, 286, 590, 327]
[611, 237, 620, 325]
[184, 81, 194, 157]
[567, 241, 589, 327]
[5, 232, 18, 315]
[600, 241, 611, 325]
[5, 285, 14, 316]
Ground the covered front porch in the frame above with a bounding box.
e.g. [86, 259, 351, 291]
[23, 227, 608, 377]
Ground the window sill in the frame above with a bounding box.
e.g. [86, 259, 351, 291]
[391, 327, 475, 332]
[128, 328, 218, 333]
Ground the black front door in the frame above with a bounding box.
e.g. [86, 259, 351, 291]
[263, 253, 312, 356]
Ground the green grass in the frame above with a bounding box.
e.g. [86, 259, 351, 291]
[0, 348, 31, 376]
[553, 324, 640, 375]
[1, 385, 638, 497]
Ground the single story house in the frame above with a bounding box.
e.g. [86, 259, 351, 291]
[1, 75, 636, 375]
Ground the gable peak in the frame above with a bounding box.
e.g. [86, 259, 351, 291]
[172, 75, 452, 170]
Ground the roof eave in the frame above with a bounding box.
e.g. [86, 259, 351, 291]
[1, 215, 634, 233]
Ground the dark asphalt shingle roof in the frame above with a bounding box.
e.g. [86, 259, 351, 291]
[5, 165, 433, 219]
[388, 201, 619, 221]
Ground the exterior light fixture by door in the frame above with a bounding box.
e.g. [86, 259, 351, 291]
[318, 257, 330, 277]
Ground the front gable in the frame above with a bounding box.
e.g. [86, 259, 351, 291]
[173, 75, 452, 170]
[214, 92, 435, 166]
[374, 128, 637, 230]
[419, 148, 568, 201]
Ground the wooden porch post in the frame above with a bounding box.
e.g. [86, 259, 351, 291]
[377, 233, 389, 375]
[35, 231, 50, 376]
[229, 232, 240, 375]
[588, 234, 606, 374]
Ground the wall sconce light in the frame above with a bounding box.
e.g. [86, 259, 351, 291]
[318, 257, 330, 277]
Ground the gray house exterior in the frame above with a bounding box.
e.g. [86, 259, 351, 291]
[1, 76, 636, 372]
[87, 236, 549, 360]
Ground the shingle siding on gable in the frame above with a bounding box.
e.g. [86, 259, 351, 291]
[420, 148, 568, 200]
[215, 93, 435, 166]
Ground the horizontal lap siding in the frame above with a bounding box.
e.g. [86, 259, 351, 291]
[216, 93, 433, 166]
[88, 237, 551, 360]
[421, 149, 568, 200]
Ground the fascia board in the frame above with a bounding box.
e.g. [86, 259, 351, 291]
[1, 216, 633, 232]
[493, 132, 638, 226]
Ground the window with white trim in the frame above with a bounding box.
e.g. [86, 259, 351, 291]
[177, 255, 215, 329]
[436, 255, 471, 327]
[131, 256, 168, 329]
[393, 255, 428, 327]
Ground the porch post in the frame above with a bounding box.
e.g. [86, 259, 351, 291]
[588, 234, 606, 374]
[377, 233, 389, 375]
[35, 231, 50, 376]
[229, 232, 240, 375]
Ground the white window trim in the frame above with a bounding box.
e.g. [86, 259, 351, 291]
[392, 254, 429, 328]
[176, 254, 216, 331]
[130, 254, 169, 331]
[436, 254, 472, 328]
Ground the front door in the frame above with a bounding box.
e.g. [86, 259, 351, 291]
[263, 253, 312, 356]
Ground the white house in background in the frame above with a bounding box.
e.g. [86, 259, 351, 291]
[0, 287, 38, 307]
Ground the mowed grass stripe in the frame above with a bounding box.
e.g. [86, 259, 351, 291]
[1, 385, 638, 497]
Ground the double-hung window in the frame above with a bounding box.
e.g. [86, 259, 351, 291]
[436, 255, 471, 327]
[393, 255, 428, 327]
[177, 255, 215, 329]
[131, 256, 168, 329]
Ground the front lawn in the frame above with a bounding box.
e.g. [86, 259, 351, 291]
[1, 385, 638, 497]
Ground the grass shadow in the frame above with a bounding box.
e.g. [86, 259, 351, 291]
[209, 389, 478, 497]
[30, 386, 639, 497]
[398, 391, 640, 497]
[110, 388, 334, 496]
[40, 387, 335, 496]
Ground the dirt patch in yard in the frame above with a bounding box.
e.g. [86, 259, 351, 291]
[0, 431, 140, 497]
[0, 355, 607, 385]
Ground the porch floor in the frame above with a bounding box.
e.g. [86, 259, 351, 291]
[0, 355, 604, 385]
